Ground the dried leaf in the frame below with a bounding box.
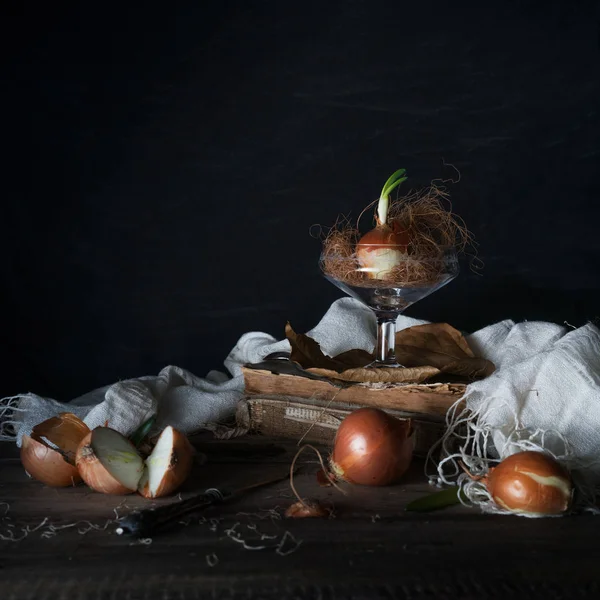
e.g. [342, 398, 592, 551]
[286, 322, 346, 371]
[307, 366, 440, 384]
[129, 415, 156, 448]
[284, 321, 493, 381]
[440, 358, 494, 379]
[405, 487, 466, 512]
[395, 323, 495, 379]
[332, 349, 373, 368]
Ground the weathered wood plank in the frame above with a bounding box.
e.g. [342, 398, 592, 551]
[2, 438, 599, 599]
[242, 368, 464, 418]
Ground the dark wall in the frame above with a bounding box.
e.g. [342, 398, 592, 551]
[3, 1, 600, 399]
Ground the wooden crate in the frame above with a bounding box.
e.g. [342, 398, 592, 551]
[236, 396, 447, 457]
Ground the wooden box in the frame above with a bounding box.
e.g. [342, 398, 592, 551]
[236, 366, 466, 457]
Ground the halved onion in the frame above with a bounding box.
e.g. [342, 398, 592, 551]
[75, 425, 194, 497]
[31, 412, 91, 464]
[21, 434, 82, 487]
[138, 426, 194, 498]
[20, 412, 90, 487]
[76, 427, 144, 495]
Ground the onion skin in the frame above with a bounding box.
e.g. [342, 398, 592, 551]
[285, 499, 329, 518]
[356, 224, 410, 279]
[75, 430, 139, 495]
[21, 434, 81, 487]
[330, 408, 413, 486]
[486, 451, 572, 516]
[31, 412, 90, 464]
[138, 428, 194, 499]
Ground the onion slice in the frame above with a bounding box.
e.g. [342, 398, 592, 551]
[137, 426, 194, 498]
[76, 427, 145, 495]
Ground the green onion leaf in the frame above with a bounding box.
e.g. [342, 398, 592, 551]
[380, 168, 407, 200]
[129, 415, 157, 448]
[405, 486, 466, 512]
[377, 168, 408, 225]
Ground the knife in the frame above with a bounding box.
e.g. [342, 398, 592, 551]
[115, 471, 291, 538]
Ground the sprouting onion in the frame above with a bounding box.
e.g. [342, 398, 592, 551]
[356, 169, 410, 279]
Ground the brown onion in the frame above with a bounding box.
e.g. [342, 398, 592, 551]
[330, 408, 413, 486]
[137, 426, 194, 498]
[20, 413, 90, 487]
[21, 434, 81, 487]
[356, 225, 410, 280]
[31, 412, 90, 464]
[485, 451, 572, 516]
[76, 427, 144, 495]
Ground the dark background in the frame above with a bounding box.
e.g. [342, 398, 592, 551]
[3, 1, 600, 400]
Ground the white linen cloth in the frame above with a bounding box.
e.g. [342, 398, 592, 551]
[0, 298, 414, 444]
[2, 298, 600, 492]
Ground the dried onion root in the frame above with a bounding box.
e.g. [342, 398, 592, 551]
[286, 444, 341, 519]
[319, 170, 477, 287]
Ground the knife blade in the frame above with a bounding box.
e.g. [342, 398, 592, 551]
[115, 470, 291, 538]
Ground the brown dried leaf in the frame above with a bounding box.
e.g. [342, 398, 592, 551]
[395, 323, 495, 379]
[332, 349, 373, 368]
[440, 358, 495, 379]
[307, 365, 440, 384]
[286, 322, 347, 371]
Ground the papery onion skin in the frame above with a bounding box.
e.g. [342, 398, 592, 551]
[138, 428, 194, 499]
[75, 430, 138, 496]
[21, 434, 82, 487]
[356, 225, 410, 280]
[285, 499, 329, 518]
[486, 451, 572, 516]
[330, 408, 413, 486]
[31, 412, 90, 464]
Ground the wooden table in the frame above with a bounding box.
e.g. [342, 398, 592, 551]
[1, 436, 599, 599]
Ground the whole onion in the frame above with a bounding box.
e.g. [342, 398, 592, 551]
[356, 224, 410, 280]
[485, 451, 572, 516]
[330, 408, 413, 486]
[355, 168, 409, 280]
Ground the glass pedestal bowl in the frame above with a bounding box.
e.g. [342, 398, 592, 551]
[320, 247, 459, 368]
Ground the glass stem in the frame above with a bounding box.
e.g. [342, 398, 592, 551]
[375, 314, 397, 365]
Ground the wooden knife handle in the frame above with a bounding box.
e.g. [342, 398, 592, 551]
[115, 488, 227, 538]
